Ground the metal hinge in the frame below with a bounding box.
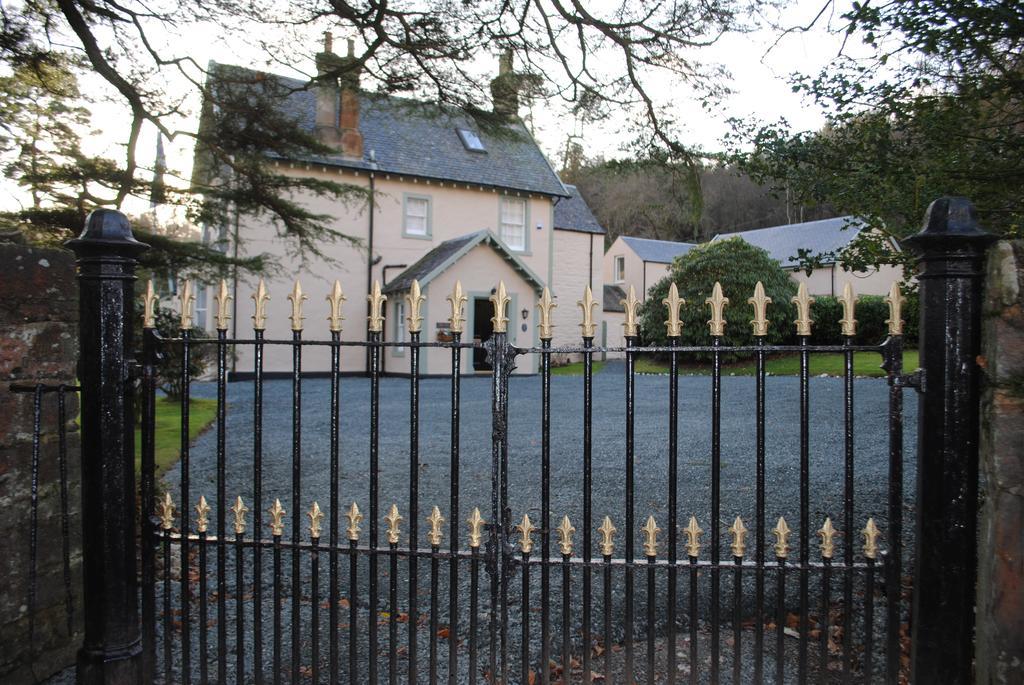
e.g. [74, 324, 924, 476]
[894, 370, 924, 392]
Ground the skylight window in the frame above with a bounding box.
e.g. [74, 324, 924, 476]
[457, 128, 486, 153]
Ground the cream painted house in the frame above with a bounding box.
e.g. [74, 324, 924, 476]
[710, 217, 904, 297]
[602, 236, 696, 356]
[193, 45, 604, 376]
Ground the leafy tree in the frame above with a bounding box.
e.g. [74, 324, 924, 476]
[729, 0, 1024, 272]
[638, 238, 797, 357]
[1, 0, 773, 267]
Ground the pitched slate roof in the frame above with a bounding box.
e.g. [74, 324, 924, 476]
[211, 63, 568, 197]
[603, 284, 626, 312]
[620, 236, 698, 264]
[553, 185, 605, 234]
[710, 216, 866, 268]
[382, 230, 545, 294]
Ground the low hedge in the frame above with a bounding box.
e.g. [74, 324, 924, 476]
[804, 291, 918, 346]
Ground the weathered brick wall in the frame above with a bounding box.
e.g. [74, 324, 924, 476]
[977, 240, 1024, 684]
[0, 237, 82, 683]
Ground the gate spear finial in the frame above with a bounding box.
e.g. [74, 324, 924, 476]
[143, 279, 159, 329]
[346, 502, 363, 541]
[773, 517, 791, 558]
[288, 280, 307, 331]
[863, 518, 881, 560]
[642, 515, 661, 557]
[405, 279, 425, 333]
[268, 499, 286, 537]
[385, 504, 403, 545]
[621, 285, 642, 337]
[839, 282, 859, 337]
[195, 496, 211, 534]
[428, 506, 445, 547]
[577, 285, 597, 338]
[489, 281, 510, 333]
[662, 283, 685, 337]
[537, 287, 556, 340]
[748, 281, 772, 337]
[598, 516, 616, 557]
[367, 281, 387, 333]
[706, 282, 729, 337]
[818, 517, 837, 559]
[792, 283, 815, 336]
[557, 515, 575, 556]
[158, 492, 175, 531]
[516, 514, 536, 554]
[467, 508, 485, 549]
[178, 279, 195, 330]
[684, 516, 703, 558]
[326, 280, 346, 332]
[447, 280, 468, 334]
[230, 496, 249, 535]
[308, 501, 324, 540]
[251, 278, 270, 330]
[884, 282, 904, 336]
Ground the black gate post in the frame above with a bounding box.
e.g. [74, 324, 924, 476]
[904, 197, 993, 684]
[67, 210, 149, 684]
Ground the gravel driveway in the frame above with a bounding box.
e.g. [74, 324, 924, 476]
[153, 359, 917, 683]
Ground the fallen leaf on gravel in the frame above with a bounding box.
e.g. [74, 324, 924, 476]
[437, 627, 451, 639]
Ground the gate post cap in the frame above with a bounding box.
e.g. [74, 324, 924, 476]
[66, 208, 149, 257]
[904, 197, 994, 252]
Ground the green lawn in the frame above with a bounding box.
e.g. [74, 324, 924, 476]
[135, 397, 218, 477]
[550, 360, 607, 376]
[633, 350, 919, 378]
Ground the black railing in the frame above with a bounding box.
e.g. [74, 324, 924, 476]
[60, 197, 992, 684]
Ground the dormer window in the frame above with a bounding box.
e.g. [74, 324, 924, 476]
[457, 128, 486, 153]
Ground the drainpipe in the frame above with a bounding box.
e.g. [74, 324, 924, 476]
[588, 233, 593, 289]
[382, 264, 408, 287]
[365, 171, 376, 375]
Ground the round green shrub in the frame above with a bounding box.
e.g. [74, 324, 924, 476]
[638, 237, 798, 358]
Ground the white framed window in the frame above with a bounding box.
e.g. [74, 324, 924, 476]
[195, 285, 208, 330]
[499, 197, 527, 251]
[394, 301, 406, 354]
[403, 195, 431, 238]
[613, 255, 625, 283]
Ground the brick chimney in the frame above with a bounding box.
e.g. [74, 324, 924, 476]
[490, 49, 519, 118]
[315, 33, 363, 158]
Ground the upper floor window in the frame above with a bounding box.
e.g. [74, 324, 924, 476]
[613, 255, 625, 283]
[500, 197, 527, 251]
[404, 195, 431, 238]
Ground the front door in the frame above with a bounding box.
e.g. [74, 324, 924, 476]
[472, 296, 493, 371]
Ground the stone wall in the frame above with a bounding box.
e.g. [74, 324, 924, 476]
[977, 240, 1024, 684]
[0, 237, 82, 683]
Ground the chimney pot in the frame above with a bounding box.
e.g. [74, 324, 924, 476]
[324, 31, 333, 54]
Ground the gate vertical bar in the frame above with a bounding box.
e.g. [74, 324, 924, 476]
[487, 283, 512, 683]
[904, 196, 993, 683]
[883, 330, 903, 685]
[140, 327, 157, 682]
[67, 209, 147, 684]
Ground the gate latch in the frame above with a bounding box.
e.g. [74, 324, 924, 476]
[894, 370, 924, 392]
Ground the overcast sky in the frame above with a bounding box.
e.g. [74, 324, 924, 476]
[4, 0, 861, 216]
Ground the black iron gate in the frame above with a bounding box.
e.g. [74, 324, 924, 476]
[60, 197, 992, 684]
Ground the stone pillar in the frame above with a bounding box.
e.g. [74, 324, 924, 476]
[976, 239, 1024, 684]
[0, 236, 82, 683]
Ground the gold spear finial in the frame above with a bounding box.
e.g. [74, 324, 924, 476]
[706, 282, 729, 337]
[748, 281, 772, 337]
[195, 495, 211, 533]
[818, 517, 837, 559]
[884, 283, 904, 336]
[385, 504, 403, 545]
[773, 517, 792, 558]
[214, 279, 232, 331]
[428, 506, 445, 547]
[684, 516, 703, 558]
[143, 280, 159, 328]
[230, 496, 249, 535]
[288, 280, 307, 331]
[536, 287, 556, 340]
[346, 502, 363, 541]
[447, 280, 468, 334]
[642, 515, 661, 557]
[251, 278, 270, 330]
[577, 286, 597, 338]
[863, 518, 881, 560]
[621, 285, 642, 337]
[557, 515, 575, 556]
[268, 498, 286, 537]
[839, 282, 859, 337]
[367, 281, 387, 333]
[729, 516, 748, 558]
[598, 516, 616, 556]
[308, 501, 324, 539]
[326, 280, 346, 332]
[663, 282, 685, 337]
[158, 492, 175, 530]
[467, 508, 485, 549]
[792, 283, 815, 336]
[179, 279, 195, 330]
[406, 279, 425, 333]
[489, 281, 510, 333]
[516, 514, 536, 554]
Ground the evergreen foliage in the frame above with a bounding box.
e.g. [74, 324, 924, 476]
[638, 238, 797, 357]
